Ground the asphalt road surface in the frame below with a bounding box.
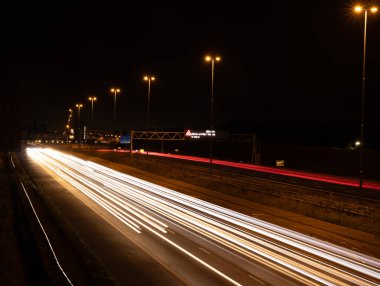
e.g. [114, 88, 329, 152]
[19, 147, 380, 285]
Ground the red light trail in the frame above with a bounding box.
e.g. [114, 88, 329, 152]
[96, 149, 380, 191]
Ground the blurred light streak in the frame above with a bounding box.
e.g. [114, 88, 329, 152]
[95, 149, 380, 191]
[159, 152, 380, 190]
[27, 148, 380, 286]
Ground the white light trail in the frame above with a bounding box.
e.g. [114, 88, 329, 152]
[27, 148, 380, 286]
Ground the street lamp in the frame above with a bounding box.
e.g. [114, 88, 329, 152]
[143, 76, 155, 131]
[354, 5, 377, 190]
[76, 103, 83, 148]
[66, 124, 70, 148]
[144, 75, 155, 156]
[205, 55, 221, 174]
[68, 108, 73, 125]
[67, 109, 72, 126]
[88, 96, 97, 122]
[67, 108, 73, 148]
[110, 88, 120, 120]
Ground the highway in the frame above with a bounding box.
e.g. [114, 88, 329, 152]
[26, 147, 380, 285]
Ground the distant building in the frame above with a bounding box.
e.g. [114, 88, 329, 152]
[29, 131, 66, 143]
[26, 128, 121, 145]
[86, 129, 121, 143]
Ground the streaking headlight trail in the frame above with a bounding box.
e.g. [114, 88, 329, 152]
[27, 148, 380, 286]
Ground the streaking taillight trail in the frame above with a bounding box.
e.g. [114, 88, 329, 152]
[27, 148, 380, 286]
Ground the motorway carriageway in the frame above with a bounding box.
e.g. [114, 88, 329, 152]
[27, 148, 380, 286]
[97, 149, 380, 191]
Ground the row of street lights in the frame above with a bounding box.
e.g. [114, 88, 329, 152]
[66, 54, 219, 133]
[201, 6, 380, 184]
[64, 4, 374, 189]
[65, 78, 152, 146]
[65, 57, 218, 159]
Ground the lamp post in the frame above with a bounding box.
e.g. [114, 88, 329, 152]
[67, 108, 73, 148]
[88, 96, 97, 122]
[66, 124, 70, 148]
[68, 109, 73, 128]
[354, 5, 378, 190]
[144, 75, 155, 156]
[110, 88, 120, 120]
[205, 55, 221, 174]
[76, 103, 83, 148]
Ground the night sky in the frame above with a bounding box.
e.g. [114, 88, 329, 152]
[3, 1, 380, 148]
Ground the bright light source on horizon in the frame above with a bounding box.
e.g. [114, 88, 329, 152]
[205, 55, 221, 62]
[144, 76, 155, 81]
[354, 6, 363, 12]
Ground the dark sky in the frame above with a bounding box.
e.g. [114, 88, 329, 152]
[3, 0, 380, 148]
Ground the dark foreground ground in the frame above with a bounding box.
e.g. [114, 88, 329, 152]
[0, 152, 117, 286]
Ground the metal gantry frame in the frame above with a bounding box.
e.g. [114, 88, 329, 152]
[129, 130, 259, 164]
[130, 130, 185, 154]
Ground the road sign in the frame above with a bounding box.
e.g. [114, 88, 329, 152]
[184, 129, 229, 140]
[120, 135, 130, 144]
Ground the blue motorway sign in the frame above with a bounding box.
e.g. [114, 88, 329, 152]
[120, 134, 130, 144]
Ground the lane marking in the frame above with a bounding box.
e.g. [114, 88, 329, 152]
[20, 181, 74, 286]
[167, 229, 176, 235]
[10, 154, 15, 168]
[248, 274, 265, 285]
[199, 247, 212, 255]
